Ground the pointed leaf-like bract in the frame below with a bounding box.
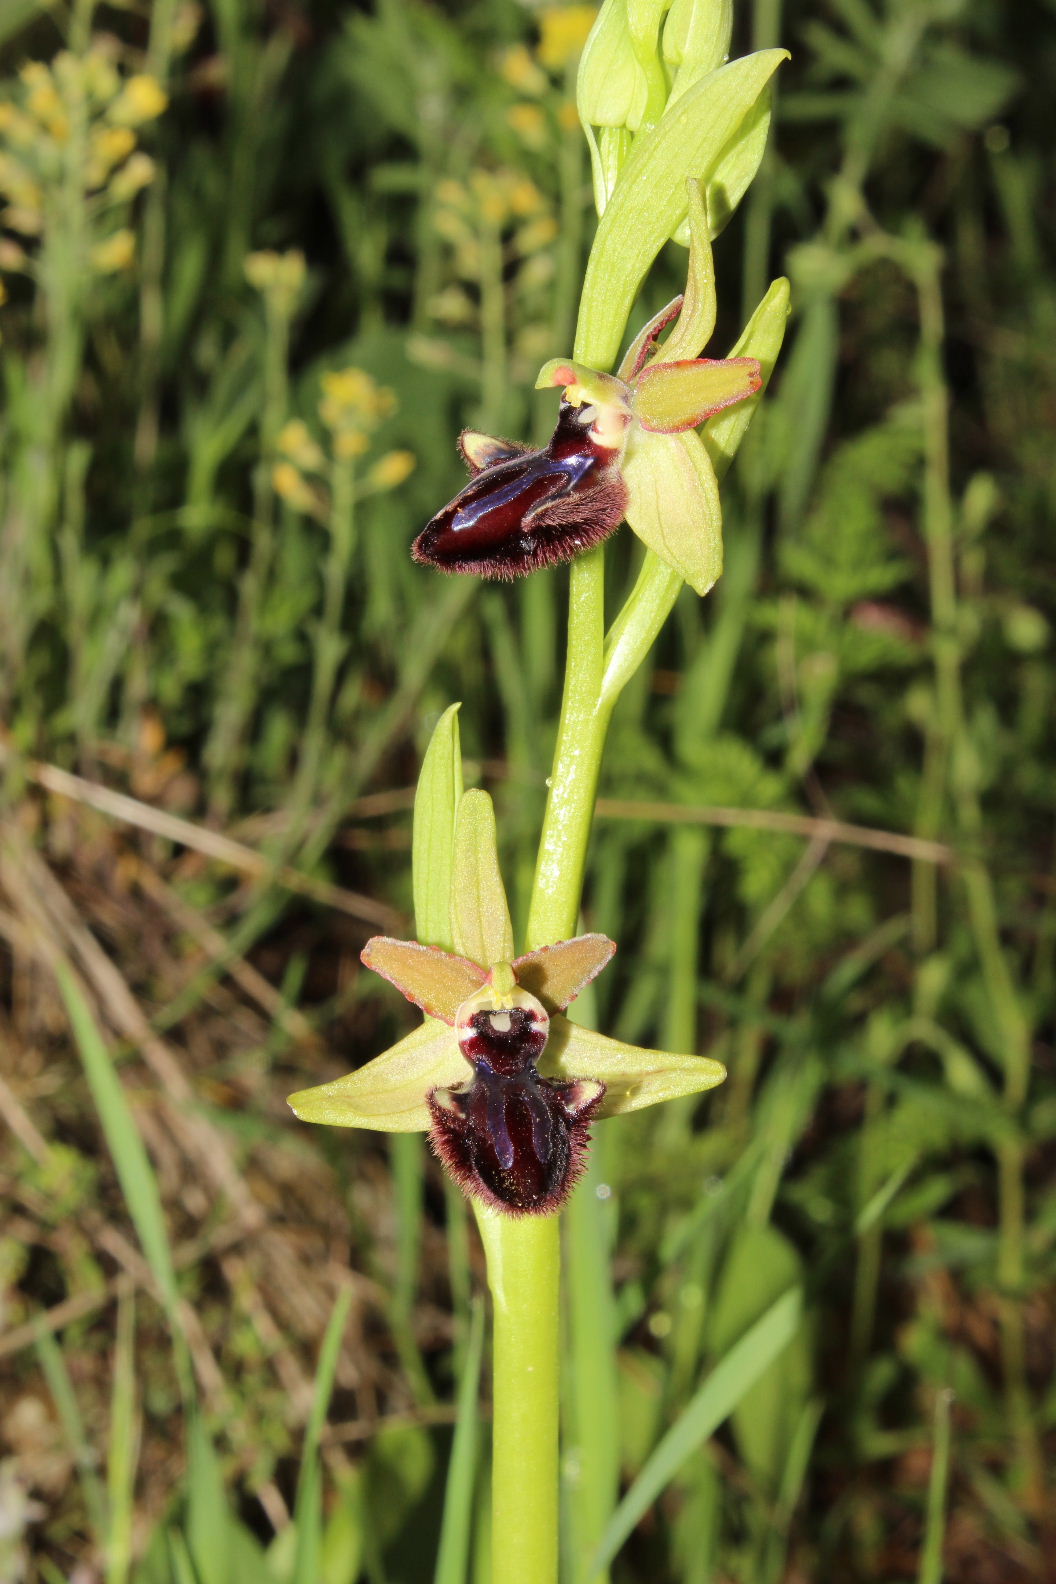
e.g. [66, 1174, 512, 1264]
[513, 934, 617, 1012]
[451, 790, 515, 968]
[360, 937, 487, 1025]
[623, 427, 723, 595]
[575, 49, 789, 370]
[412, 703, 462, 950]
[542, 1020, 726, 1116]
[633, 358, 762, 433]
[288, 1020, 463, 1133]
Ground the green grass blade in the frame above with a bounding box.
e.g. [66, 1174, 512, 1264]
[291, 1287, 354, 1584]
[433, 1297, 486, 1584]
[55, 966, 188, 1380]
[106, 1293, 139, 1584]
[34, 1325, 108, 1546]
[917, 1387, 954, 1584]
[590, 1287, 804, 1576]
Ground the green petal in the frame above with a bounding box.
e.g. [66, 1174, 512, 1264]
[412, 703, 462, 950]
[541, 1017, 726, 1116]
[361, 936, 487, 1024]
[513, 934, 616, 1011]
[623, 427, 722, 596]
[451, 789, 515, 968]
[646, 177, 716, 365]
[632, 357, 762, 432]
[574, 49, 789, 369]
[287, 1019, 464, 1133]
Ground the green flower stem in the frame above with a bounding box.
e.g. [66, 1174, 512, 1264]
[525, 547, 609, 951]
[476, 1207, 561, 1584]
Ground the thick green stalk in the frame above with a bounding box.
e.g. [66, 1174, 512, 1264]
[476, 1208, 561, 1584]
[525, 548, 609, 950]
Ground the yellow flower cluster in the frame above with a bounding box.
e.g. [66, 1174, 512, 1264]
[271, 370, 415, 514]
[498, 4, 595, 148]
[430, 169, 557, 327]
[0, 46, 167, 277]
[318, 367, 397, 460]
[243, 249, 306, 317]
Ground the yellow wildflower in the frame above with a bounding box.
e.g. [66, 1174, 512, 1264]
[108, 152, 155, 202]
[469, 170, 508, 228]
[109, 75, 168, 128]
[507, 174, 545, 218]
[506, 103, 548, 151]
[87, 125, 136, 188]
[272, 462, 319, 513]
[277, 419, 326, 473]
[366, 450, 416, 491]
[498, 44, 548, 97]
[515, 215, 559, 255]
[91, 228, 136, 273]
[537, 5, 597, 72]
[244, 249, 306, 313]
[319, 368, 395, 431]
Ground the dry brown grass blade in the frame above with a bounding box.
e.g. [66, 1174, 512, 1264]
[133, 862, 317, 1046]
[0, 822, 265, 1235]
[8, 751, 402, 929]
[595, 795, 955, 864]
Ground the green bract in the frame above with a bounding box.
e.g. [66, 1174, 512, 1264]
[576, 36, 789, 366]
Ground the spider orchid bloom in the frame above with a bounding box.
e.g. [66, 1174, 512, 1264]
[412, 181, 761, 595]
[288, 931, 725, 1216]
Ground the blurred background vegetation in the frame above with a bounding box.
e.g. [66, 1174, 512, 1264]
[0, 0, 1052, 1580]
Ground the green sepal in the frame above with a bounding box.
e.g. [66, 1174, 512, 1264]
[535, 359, 628, 409]
[575, 48, 789, 370]
[450, 789, 515, 968]
[287, 1020, 463, 1134]
[632, 358, 762, 433]
[413, 703, 462, 950]
[622, 426, 722, 596]
[541, 1019, 726, 1116]
[703, 275, 791, 477]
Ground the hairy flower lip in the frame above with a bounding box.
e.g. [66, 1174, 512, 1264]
[412, 401, 629, 580]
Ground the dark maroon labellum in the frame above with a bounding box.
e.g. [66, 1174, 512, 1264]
[412, 401, 628, 579]
[428, 997, 605, 1214]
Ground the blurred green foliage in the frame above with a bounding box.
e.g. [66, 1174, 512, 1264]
[0, 1, 1052, 1581]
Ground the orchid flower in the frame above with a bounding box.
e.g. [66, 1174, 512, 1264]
[288, 785, 725, 1217]
[413, 180, 760, 596]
